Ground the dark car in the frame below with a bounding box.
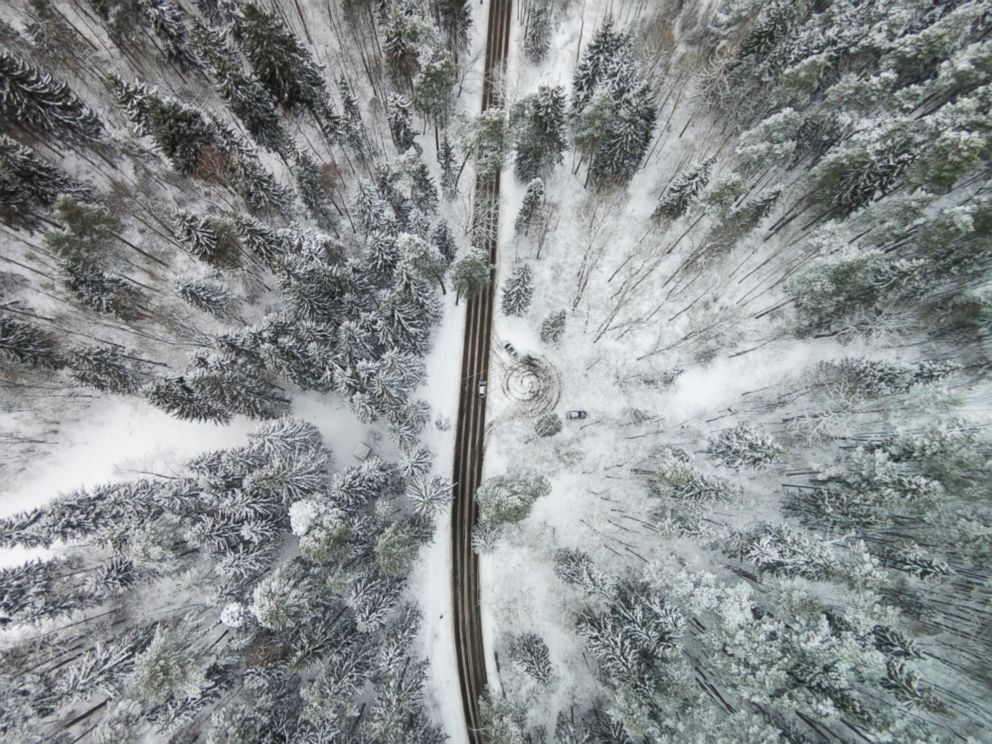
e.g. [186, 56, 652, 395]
[566, 410, 587, 420]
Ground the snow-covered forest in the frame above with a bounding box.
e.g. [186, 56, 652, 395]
[1, 0, 991, 742]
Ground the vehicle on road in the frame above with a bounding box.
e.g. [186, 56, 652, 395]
[353, 441, 372, 461]
[503, 342, 518, 358]
[566, 410, 587, 420]
[478, 379, 487, 398]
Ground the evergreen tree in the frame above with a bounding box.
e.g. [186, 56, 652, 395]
[289, 497, 348, 562]
[501, 263, 534, 316]
[386, 93, 416, 152]
[69, 345, 140, 394]
[375, 516, 431, 577]
[540, 309, 566, 345]
[193, 22, 285, 153]
[0, 134, 89, 228]
[438, 132, 458, 199]
[383, 10, 422, 89]
[143, 375, 231, 423]
[45, 198, 122, 262]
[140, 0, 199, 70]
[234, 214, 288, 267]
[112, 78, 220, 177]
[702, 187, 782, 256]
[653, 158, 714, 221]
[339, 76, 372, 161]
[0, 51, 103, 143]
[174, 210, 240, 266]
[294, 151, 337, 231]
[588, 83, 656, 188]
[0, 317, 61, 369]
[476, 471, 550, 524]
[61, 260, 136, 317]
[509, 632, 553, 685]
[707, 424, 781, 470]
[174, 276, 235, 318]
[450, 247, 491, 303]
[511, 85, 566, 182]
[0, 558, 91, 625]
[470, 108, 509, 179]
[523, 0, 553, 63]
[431, 220, 457, 265]
[413, 51, 458, 130]
[238, 3, 333, 121]
[570, 19, 632, 117]
[514, 177, 545, 234]
[434, 0, 472, 58]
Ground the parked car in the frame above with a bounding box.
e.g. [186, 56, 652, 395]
[478, 378, 487, 398]
[353, 441, 373, 461]
[503, 342, 518, 358]
[566, 410, 587, 420]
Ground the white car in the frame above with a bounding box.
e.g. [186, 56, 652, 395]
[566, 410, 587, 420]
[478, 379, 487, 398]
[503, 342, 519, 358]
[352, 441, 373, 461]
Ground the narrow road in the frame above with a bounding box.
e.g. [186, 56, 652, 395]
[451, 0, 512, 741]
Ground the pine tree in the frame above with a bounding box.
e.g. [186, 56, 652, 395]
[511, 85, 566, 182]
[0, 558, 91, 624]
[386, 93, 416, 152]
[339, 76, 372, 161]
[0, 134, 89, 228]
[0, 51, 104, 143]
[141, 0, 199, 70]
[45, 198, 122, 262]
[471, 108, 509, 179]
[431, 220, 457, 265]
[406, 155, 439, 216]
[174, 277, 235, 318]
[588, 83, 656, 188]
[238, 3, 332, 121]
[413, 51, 458, 130]
[501, 263, 534, 316]
[707, 424, 781, 470]
[434, 0, 472, 58]
[438, 132, 458, 199]
[0, 317, 61, 369]
[193, 22, 285, 153]
[294, 151, 337, 231]
[61, 260, 136, 317]
[703, 187, 782, 256]
[450, 247, 491, 303]
[113, 79, 221, 177]
[383, 11, 421, 89]
[234, 214, 288, 267]
[69, 345, 140, 394]
[571, 19, 632, 116]
[735, 109, 802, 174]
[653, 158, 714, 221]
[514, 177, 545, 234]
[174, 210, 240, 266]
[523, 0, 552, 63]
[476, 471, 550, 524]
[144, 375, 231, 423]
[510, 633, 553, 684]
[540, 310, 566, 345]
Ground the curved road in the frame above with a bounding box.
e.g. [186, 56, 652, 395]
[452, 0, 512, 741]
